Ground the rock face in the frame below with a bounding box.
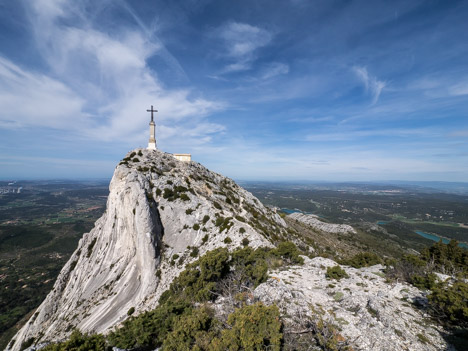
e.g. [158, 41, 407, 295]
[255, 257, 450, 351]
[7, 149, 453, 351]
[8, 149, 285, 351]
[288, 212, 356, 234]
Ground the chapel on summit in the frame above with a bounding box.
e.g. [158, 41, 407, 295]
[146, 105, 191, 162]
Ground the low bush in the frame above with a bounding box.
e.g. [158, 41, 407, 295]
[326, 266, 349, 280]
[47, 244, 308, 350]
[202, 215, 210, 224]
[42, 330, 107, 351]
[341, 252, 382, 268]
[429, 280, 468, 325]
[273, 241, 304, 264]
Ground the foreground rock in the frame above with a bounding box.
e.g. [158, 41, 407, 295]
[288, 212, 356, 234]
[8, 149, 285, 351]
[255, 256, 451, 351]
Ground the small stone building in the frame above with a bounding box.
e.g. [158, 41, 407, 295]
[173, 154, 192, 162]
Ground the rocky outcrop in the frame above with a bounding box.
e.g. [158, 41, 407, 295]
[7, 148, 454, 351]
[288, 212, 356, 234]
[8, 149, 286, 351]
[255, 257, 450, 351]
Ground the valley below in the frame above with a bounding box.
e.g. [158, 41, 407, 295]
[1, 173, 467, 350]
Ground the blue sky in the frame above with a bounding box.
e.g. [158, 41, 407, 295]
[0, 0, 467, 181]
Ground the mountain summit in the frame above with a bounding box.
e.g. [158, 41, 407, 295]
[9, 149, 285, 350]
[8, 149, 454, 351]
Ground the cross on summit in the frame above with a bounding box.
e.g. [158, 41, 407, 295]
[147, 105, 157, 150]
[147, 105, 158, 122]
[144, 104, 191, 161]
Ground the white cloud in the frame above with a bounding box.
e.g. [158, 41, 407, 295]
[260, 62, 289, 80]
[0, 57, 87, 129]
[353, 66, 386, 104]
[217, 22, 272, 72]
[0, 0, 223, 147]
[305, 127, 436, 141]
[449, 82, 468, 96]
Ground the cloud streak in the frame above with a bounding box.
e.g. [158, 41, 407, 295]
[0, 0, 224, 146]
[353, 66, 386, 104]
[217, 22, 272, 73]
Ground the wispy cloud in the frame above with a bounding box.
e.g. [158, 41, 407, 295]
[0, 57, 86, 129]
[305, 127, 437, 142]
[449, 82, 468, 96]
[0, 0, 224, 146]
[353, 66, 386, 104]
[259, 62, 289, 80]
[217, 22, 272, 73]
[449, 129, 468, 137]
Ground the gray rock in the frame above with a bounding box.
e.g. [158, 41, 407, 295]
[254, 256, 452, 351]
[288, 212, 356, 234]
[8, 149, 285, 351]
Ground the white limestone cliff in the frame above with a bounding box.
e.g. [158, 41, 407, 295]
[7, 149, 453, 351]
[8, 149, 285, 351]
[254, 257, 451, 351]
[288, 212, 356, 234]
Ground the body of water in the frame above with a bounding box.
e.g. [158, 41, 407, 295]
[280, 208, 302, 214]
[414, 230, 468, 249]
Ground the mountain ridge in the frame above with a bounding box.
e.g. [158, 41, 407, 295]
[6, 149, 457, 351]
[7, 149, 285, 350]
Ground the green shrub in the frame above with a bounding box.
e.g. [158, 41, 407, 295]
[411, 273, 437, 290]
[239, 227, 246, 234]
[202, 215, 210, 224]
[163, 186, 190, 202]
[224, 237, 232, 244]
[215, 303, 282, 350]
[108, 300, 193, 349]
[86, 238, 97, 258]
[166, 180, 173, 185]
[214, 216, 233, 233]
[179, 193, 190, 201]
[127, 307, 135, 316]
[428, 280, 468, 325]
[58, 245, 312, 350]
[213, 202, 222, 210]
[41, 330, 106, 351]
[132, 157, 139, 162]
[326, 266, 349, 280]
[341, 252, 382, 268]
[235, 215, 246, 222]
[161, 306, 218, 350]
[202, 234, 209, 244]
[273, 241, 304, 264]
[19, 337, 34, 351]
[186, 208, 194, 215]
[190, 247, 199, 258]
[193, 223, 200, 231]
[242, 238, 250, 246]
[156, 188, 162, 196]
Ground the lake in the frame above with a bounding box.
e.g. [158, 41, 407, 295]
[414, 230, 468, 249]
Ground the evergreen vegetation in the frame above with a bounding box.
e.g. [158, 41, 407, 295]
[41, 244, 304, 350]
[387, 239, 468, 327]
[340, 252, 382, 268]
[326, 266, 349, 280]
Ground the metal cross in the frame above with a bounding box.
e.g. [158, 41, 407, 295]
[146, 105, 158, 122]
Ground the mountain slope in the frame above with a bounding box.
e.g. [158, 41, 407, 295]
[8, 149, 286, 350]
